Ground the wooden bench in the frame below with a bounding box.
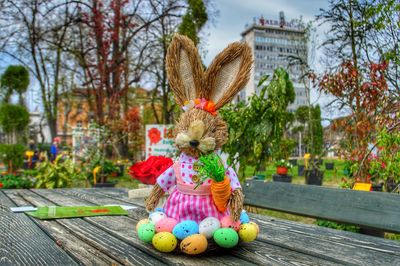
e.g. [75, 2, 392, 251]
[243, 180, 400, 234]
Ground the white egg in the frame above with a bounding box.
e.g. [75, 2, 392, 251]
[149, 211, 166, 224]
[199, 217, 221, 239]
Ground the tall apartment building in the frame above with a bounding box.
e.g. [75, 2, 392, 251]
[240, 12, 308, 112]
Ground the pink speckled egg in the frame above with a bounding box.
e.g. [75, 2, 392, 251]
[220, 215, 241, 231]
[155, 217, 178, 233]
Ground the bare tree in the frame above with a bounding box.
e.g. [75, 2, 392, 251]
[0, 0, 80, 140]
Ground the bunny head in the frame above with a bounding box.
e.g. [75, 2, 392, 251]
[166, 34, 252, 158]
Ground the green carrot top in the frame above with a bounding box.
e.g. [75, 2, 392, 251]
[193, 153, 226, 188]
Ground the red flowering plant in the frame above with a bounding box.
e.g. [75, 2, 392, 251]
[318, 60, 392, 183]
[129, 156, 173, 185]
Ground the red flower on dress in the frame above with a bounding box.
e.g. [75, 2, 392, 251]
[148, 128, 162, 145]
[129, 156, 173, 185]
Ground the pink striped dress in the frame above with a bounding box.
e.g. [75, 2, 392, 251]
[156, 153, 241, 223]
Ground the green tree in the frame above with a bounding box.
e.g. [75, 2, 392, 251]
[0, 104, 30, 144]
[221, 68, 295, 178]
[178, 0, 208, 45]
[0, 65, 29, 105]
[295, 105, 324, 156]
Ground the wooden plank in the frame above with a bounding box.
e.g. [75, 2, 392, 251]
[243, 180, 400, 233]
[3, 190, 122, 266]
[57, 188, 342, 266]
[33, 189, 255, 266]
[250, 214, 400, 265]
[82, 188, 400, 264]
[78, 187, 146, 207]
[251, 213, 400, 255]
[0, 191, 78, 266]
[13, 189, 164, 266]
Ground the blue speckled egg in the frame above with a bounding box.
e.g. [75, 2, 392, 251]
[240, 210, 250, 224]
[154, 207, 165, 213]
[172, 220, 199, 240]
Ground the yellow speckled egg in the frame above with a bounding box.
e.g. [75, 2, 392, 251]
[180, 234, 208, 255]
[238, 223, 258, 242]
[136, 219, 150, 232]
[152, 232, 177, 253]
[249, 222, 260, 234]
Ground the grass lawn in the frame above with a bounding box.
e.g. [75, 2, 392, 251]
[242, 158, 346, 188]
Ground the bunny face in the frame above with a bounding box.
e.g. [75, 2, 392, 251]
[174, 109, 227, 157]
[166, 34, 252, 157]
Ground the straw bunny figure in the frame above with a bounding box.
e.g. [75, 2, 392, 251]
[146, 34, 252, 223]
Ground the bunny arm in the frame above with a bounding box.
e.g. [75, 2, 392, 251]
[146, 183, 165, 212]
[146, 165, 176, 212]
[225, 167, 244, 221]
[229, 188, 244, 222]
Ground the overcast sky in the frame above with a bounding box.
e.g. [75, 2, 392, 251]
[204, 0, 330, 64]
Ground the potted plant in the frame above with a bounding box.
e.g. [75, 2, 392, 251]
[273, 159, 293, 183]
[325, 161, 335, 170]
[89, 159, 119, 188]
[274, 159, 292, 175]
[305, 165, 324, 186]
[294, 105, 325, 185]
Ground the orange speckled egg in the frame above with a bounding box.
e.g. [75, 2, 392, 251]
[180, 234, 208, 255]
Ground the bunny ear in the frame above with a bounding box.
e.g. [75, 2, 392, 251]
[166, 34, 204, 106]
[204, 42, 252, 109]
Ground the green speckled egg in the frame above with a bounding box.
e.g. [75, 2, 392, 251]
[152, 232, 177, 253]
[213, 228, 239, 248]
[136, 218, 151, 232]
[138, 223, 155, 243]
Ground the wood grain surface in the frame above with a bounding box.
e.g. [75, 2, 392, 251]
[1, 188, 399, 266]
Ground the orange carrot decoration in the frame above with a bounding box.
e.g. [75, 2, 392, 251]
[194, 154, 231, 212]
[211, 176, 231, 212]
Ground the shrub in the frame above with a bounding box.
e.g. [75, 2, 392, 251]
[0, 174, 31, 189]
[35, 155, 84, 189]
[0, 144, 26, 173]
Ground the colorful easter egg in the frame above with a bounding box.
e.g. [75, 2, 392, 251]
[213, 228, 239, 248]
[172, 220, 199, 240]
[199, 217, 221, 239]
[149, 211, 166, 224]
[136, 218, 151, 232]
[220, 215, 241, 231]
[137, 223, 156, 243]
[180, 234, 208, 255]
[238, 223, 258, 242]
[155, 217, 178, 233]
[152, 232, 177, 253]
[240, 210, 250, 224]
[249, 222, 260, 234]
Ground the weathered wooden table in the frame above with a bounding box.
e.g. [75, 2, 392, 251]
[1, 188, 400, 265]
